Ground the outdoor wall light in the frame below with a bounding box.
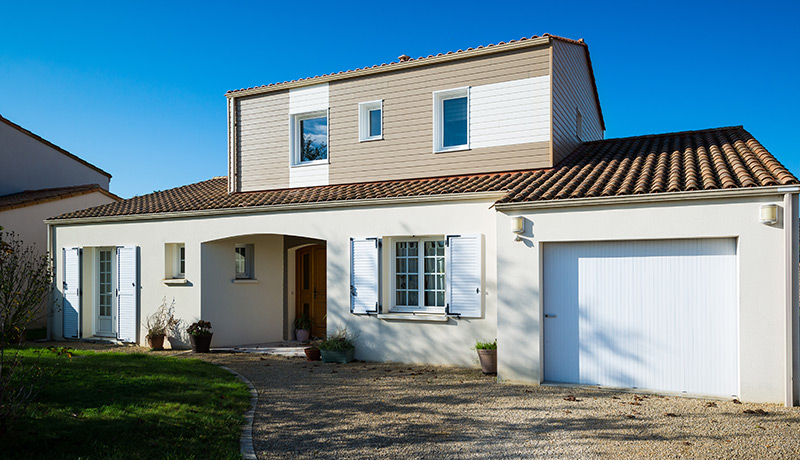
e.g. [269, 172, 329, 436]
[511, 216, 525, 234]
[760, 204, 778, 225]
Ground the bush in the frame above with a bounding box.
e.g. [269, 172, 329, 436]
[186, 320, 212, 336]
[318, 328, 357, 351]
[474, 339, 497, 350]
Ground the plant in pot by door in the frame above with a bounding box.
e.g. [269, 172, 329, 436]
[304, 340, 321, 361]
[294, 313, 312, 342]
[319, 328, 357, 363]
[474, 339, 497, 375]
[186, 320, 213, 353]
[144, 297, 174, 350]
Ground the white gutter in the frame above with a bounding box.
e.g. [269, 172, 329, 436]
[494, 186, 800, 211]
[44, 191, 507, 226]
[784, 190, 800, 407]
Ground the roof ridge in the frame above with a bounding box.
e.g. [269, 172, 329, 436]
[0, 114, 112, 178]
[586, 126, 745, 144]
[226, 33, 579, 95]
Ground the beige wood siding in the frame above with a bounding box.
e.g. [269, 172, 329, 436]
[551, 40, 604, 165]
[236, 92, 290, 192]
[328, 47, 551, 185]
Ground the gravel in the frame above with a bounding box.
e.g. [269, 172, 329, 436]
[191, 353, 800, 459]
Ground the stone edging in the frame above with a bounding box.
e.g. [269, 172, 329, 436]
[219, 365, 258, 460]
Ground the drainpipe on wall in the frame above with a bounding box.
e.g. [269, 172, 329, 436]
[46, 222, 54, 341]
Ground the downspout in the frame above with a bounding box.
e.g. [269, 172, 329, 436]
[46, 222, 55, 340]
[784, 189, 800, 407]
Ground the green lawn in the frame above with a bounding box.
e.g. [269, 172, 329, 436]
[0, 348, 250, 460]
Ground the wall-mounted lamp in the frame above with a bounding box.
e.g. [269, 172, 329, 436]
[760, 204, 778, 225]
[511, 216, 525, 234]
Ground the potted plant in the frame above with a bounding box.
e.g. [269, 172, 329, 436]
[144, 297, 173, 350]
[186, 320, 213, 353]
[318, 328, 357, 363]
[304, 340, 321, 361]
[294, 313, 312, 342]
[474, 339, 497, 374]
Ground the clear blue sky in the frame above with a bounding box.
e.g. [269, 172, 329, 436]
[1, 1, 797, 198]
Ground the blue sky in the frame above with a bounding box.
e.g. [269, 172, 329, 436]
[1, 1, 797, 198]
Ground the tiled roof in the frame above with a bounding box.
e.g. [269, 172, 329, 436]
[0, 184, 120, 212]
[227, 34, 582, 94]
[0, 114, 112, 178]
[49, 126, 797, 221]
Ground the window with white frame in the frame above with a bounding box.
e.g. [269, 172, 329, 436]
[292, 111, 328, 164]
[433, 87, 469, 152]
[358, 100, 383, 141]
[235, 244, 255, 279]
[165, 243, 185, 280]
[393, 239, 446, 313]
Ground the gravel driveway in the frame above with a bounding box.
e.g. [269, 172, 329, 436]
[194, 353, 799, 459]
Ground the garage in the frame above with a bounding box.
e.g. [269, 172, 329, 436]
[543, 238, 739, 398]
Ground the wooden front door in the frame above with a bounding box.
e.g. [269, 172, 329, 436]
[296, 245, 327, 338]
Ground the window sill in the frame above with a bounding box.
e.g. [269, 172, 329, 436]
[232, 278, 258, 284]
[163, 278, 188, 285]
[434, 146, 470, 154]
[359, 136, 383, 143]
[377, 313, 450, 322]
[291, 160, 329, 168]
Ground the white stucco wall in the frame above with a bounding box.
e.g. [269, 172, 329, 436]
[496, 194, 798, 404]
[50, 198, 499, 365]
[0, 121, 110, 196]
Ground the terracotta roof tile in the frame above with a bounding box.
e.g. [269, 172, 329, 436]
[50, 126, 797, 221]
[0, 184, 120, 212]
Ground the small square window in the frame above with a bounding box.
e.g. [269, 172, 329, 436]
[433, 88, 469, 152]
[358, 100, 383, 141]
[235, 244, 255, 279]
[292, 111, 328, 164]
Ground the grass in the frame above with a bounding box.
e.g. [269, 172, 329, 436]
[0, 347, 250, 460]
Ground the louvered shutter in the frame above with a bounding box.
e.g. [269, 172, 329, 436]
[116, 246, 138, 342]
[446, 234, 482, 318]
[62, 248, 81, 339]
[350, 238, 380, 314]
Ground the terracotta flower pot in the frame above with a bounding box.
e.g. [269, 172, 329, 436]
[477, 349, 497, 374]
[147, 334, 166, 350]
[304, 347, 321, 361]
[190, 333, 213, 353]
[296, 329, 310, 342]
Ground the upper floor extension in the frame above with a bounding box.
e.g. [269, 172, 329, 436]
[226, 34, 604, 193]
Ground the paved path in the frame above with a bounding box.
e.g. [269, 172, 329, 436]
[194, 352, 800, 459]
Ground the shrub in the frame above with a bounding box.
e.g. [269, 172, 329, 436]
[474, 339, 497, 350]
[186, 320, 212, 336]
[318, 328, 357, 351]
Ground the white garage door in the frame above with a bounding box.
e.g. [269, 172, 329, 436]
[543, 238, 738, 398]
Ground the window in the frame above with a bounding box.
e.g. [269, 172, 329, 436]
[99, 249, 113, 317]
[358, 100, 383, 141]
[433, 88, 469, 152]
[235, 244, 254, 279]
[292, 111, 328, 164]
[393, 239, 446, 313]
[576, 107, 583, 141]
[165, 243, 185, 280]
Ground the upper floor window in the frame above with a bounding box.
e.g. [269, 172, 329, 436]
[433, 88, 469, 152]
[358, 100, 383, 141]
[292, 111, 328, 165]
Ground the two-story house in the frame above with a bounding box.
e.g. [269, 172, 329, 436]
[0, 114, 120, 328]
[46, 34, 800, 406]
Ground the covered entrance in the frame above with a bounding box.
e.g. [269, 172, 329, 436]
[295, 244, 327, 338]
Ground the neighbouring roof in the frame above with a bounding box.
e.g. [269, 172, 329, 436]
[0, 184, 121, 213]
[49, 126, 797, 221]
[0, 114, 112, 179]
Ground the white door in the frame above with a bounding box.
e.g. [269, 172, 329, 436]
[63, 248, 81, 339]
[95, 249, 115, 337]
[543, 238, 738, 398]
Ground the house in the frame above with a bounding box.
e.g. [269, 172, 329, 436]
[45, 34, 800, 406]
[0, 114, 120, 327]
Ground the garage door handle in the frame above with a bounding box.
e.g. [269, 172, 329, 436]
[544, 314, 557, 318]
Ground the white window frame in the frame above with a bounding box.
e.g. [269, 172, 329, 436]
[291, 110, 329, 166]
[235, 244, 255, 279]
[94, 247, 117, 336]
[390, 237, 447, 314]
[433, 87, 470, 153]
[358, 100, 383, 142]
[173, 243, 185, 279]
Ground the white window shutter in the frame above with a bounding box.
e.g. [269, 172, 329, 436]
[350, 238, 380, 314]
[447, 234, 482, 318]
[116, 246, 139, 342]
[62, 248, 81, 339]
